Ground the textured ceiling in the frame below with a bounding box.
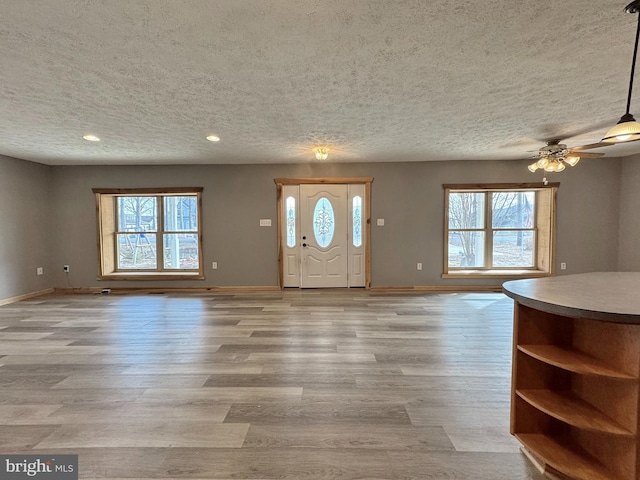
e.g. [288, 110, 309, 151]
[2, 0, 640, 165]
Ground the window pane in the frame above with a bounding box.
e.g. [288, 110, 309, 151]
[493, 231, 535, 267]
[164, 196, 198, 232]
[353, 196, 362, 248]
[448, 193, 484, 229]
[492, 192, 535, 229]
[117, 233, 157, 269]
[164, 234, 199, 269]
[286, 196, 296, 248]
[117, 197, 157, 232]
[313, 197, 335, 248]
[448, 231, 485, 268]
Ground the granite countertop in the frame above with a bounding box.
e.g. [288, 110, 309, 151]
[502, 272, 640, 324]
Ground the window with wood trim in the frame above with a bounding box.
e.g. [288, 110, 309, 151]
[443, 183, 557, 277]
[93, 188, 204, 279]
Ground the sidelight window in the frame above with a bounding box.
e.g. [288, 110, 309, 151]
[353, 195, 362, 248]
[286, 196, 296, 248]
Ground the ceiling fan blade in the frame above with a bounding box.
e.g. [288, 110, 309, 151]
[571, 142, 611, 151]
[536, 120, 613, 143]
[571, 151, 605, 158]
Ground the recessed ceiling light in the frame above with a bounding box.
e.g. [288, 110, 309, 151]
[206, 135, 220, 142]
[83, 134, 100, 142]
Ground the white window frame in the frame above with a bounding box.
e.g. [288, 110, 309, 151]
[443, 183, 558, 278]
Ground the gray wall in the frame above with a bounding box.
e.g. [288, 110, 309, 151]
[0, 155, 52, 300]
[48, 157, 623, 290]
[554, 157, 622, 275]
[619, 154, 640, 271]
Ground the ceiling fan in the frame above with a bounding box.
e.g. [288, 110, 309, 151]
[526, 139, 605, 173]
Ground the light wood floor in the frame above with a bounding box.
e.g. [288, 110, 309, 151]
[0, 290, 545, 479]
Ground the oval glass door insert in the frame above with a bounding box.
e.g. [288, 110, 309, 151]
[313, 197, 335, 248]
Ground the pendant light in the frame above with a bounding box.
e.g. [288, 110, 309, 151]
[603, 0, 640, 143]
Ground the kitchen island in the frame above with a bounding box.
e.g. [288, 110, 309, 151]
[503, 272, 640, 480]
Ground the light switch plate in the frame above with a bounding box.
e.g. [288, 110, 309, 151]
[260, 219, 272, 227]
[377, 219, 385, 226]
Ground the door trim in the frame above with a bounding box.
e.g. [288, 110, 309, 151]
[275, 177, 373, 290]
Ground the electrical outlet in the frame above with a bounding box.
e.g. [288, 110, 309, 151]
[36, 267, 43, 275]
[259, 219, 272, 227]
[63, 265, 70, 273]
[212, 262, 218, 270]
[417, 263, 422, 271]
[560, 262, 567, 270]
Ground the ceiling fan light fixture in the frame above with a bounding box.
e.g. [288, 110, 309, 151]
[565, 155, 581, 166]
[537, 157, 550, 168]
[549, 161, 565, 172]
[543, 160, 565, 173]
[527, 140, 587, 175]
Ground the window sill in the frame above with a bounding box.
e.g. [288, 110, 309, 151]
[442, 269, 552, 279]
[99, 272, 205, 281]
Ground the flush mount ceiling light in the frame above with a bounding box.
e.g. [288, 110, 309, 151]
[314, 147, 329, 161]
[603, 0, 640, 143]
[82, 134, 100, 142]
[206, 135, 220, 142]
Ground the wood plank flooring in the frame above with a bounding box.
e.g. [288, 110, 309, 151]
[0, 290, 545, 479]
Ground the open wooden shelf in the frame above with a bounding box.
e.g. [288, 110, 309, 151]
[505, 277, 640, 479]
[516, 433, 616, 480]
[517, 389, 635, 437]
[518, 344, 637, 380]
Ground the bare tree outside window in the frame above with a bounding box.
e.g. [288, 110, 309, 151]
[117, 197, 158, 269]
[447, 190, 535, 269]
[491, 192, 535, 267]
[448, 192, 484, 267]
[114, 195, 199, 270]
[164, 196, 199, 269]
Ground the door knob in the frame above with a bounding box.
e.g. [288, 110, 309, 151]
[302, 243, 307, 247]
[302, 236, 307, 240]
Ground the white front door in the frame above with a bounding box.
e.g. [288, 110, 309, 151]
[300, 184, 348, 288]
